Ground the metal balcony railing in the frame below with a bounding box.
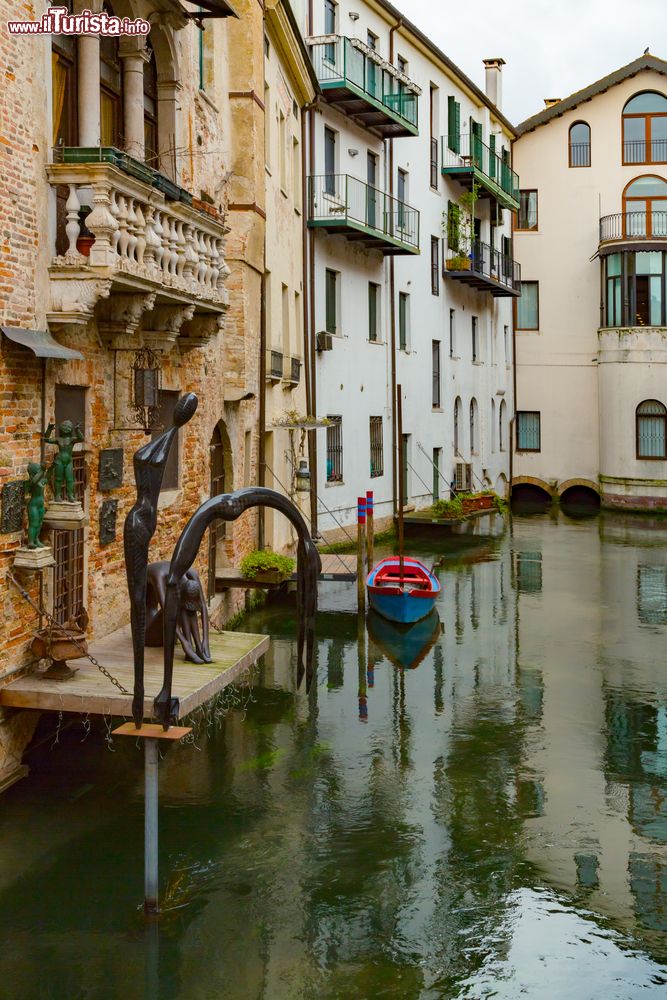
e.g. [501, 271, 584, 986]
[443, 238, 521, 296]
[309, 35, 419, 134]
[600, 211, 667, 242]
[569, 142, 591, 167]
[623, 139, 667, 164]
[441, 133, 520, 209]
[307, 174, 420, 252]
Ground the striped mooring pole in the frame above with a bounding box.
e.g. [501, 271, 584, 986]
[357, 496, 367, 613]
[366, 490, 374, 573]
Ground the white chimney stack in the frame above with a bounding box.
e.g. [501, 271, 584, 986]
[483, 58, 506, 110]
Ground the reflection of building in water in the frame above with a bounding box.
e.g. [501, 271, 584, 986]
[517, 511, 667, 943]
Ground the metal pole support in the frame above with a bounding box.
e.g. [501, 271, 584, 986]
[366, 490, 374, 572]
[144, 738, 159, 915]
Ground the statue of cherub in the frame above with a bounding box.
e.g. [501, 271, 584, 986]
[43, 419, 84, 502]
[25, 462, 49, 548]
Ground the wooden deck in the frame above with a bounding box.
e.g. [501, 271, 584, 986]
[0, 626, 269, 720]
[402, 508, 501, 527]
[215, 553, 357, 591]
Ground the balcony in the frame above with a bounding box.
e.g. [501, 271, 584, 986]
[599, 211, 667, 249]
[307, 174, 419, 255]
[308, 35, 420, 138]
[46, 154, 229, 350]
[441, 134, 520, 212]
[443, 239, 521, 297]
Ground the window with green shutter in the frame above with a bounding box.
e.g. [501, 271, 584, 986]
[489, 133, 496, 180]
[447, 200, 460, 251]
[368, 282, 379, 341]
[447, 96, 460, 153]
[399, 292, 408, 350]
[325, 269, 337, 334]
[471, 119, 483, 167]
[516, 412, 541, 452]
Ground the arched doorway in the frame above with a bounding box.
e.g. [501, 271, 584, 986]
[208, 421, 233, 599]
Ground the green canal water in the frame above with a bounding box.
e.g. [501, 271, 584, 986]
[1, 510, 667, 999]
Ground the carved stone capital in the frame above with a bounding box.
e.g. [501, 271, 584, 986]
[142, 303, 196, 352]
[48, 277, 113, 326]
[97, 292, 157, 349]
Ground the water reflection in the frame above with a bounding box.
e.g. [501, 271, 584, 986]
[0, 512, 666, 997]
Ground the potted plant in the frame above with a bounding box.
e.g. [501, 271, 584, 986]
[239, 549, 295, 584]
[443, 182, 479, 273]
[76, 207, 95, 257]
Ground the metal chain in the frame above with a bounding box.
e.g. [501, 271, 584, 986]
[7, 572, 132, 697]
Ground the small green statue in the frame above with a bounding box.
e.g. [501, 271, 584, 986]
[25, 462, 48, 548]
[43, 419, 84, 502]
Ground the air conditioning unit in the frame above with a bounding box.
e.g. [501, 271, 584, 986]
[454, 461, 473, 492]
[316, 331, 334, 352]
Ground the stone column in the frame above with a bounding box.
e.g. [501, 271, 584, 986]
[120, 38, 150, 161]
[76, 0, 103, 146]
[156, 79, 183, 179]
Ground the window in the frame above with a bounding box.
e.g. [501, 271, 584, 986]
[431, 237, 440, 295]
[636, 400, 667, 458]
[623, 92, 667, 165]
[516, 281, 539, 330]
[603, 248, 666, 327]
[430, 85, 439, 189]
[279, 110, 287, 191]
[432, 340, 441, 408]
[368, 282, 379, 342]
[152, 390, 180, 489]
[325, 269, 337, 334]
[397, 168, 408, 230]
[324, 126, 337, 194]
[100, 19, 123, 147]
[469, 398, 478, 454]
[454, 396, 461, 453]
[324, 0, 336, 60]
[293, 136, 301, 209]
[499, 399, 507, 451]
[397, 55, 408, 74]
[491, 398, 496, 453]
[52, 33, 78, 147]
[366, 32, 379, 96]
[264, 84, 271, 168]
[432, 447, 442, 501]
[143, 42, 158, 164]
[281, 283, 290, 354]
[447, 95, 461, 153]
[326, 415, 343, 482]
[504, 325, 510, 365]
[472, 316, 479, 361]
[370, 416, 383, 477]
[569, 121, 591, 167]
[446, 200, 460, 251]
[516, 411, 541, 452]
[399, 292, 409, 350]
[623, 175, 667, 237]
[517, 190, 538, 231]
[449, 308, 456, 357]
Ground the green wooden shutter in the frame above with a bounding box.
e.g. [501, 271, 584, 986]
[447, 200, 460, 251]
[326, 270, 336, 334]
[448, 97, 460, 153]
[368, 283, 377, 342]
[489, 134, 496, 180]
[471, 119, 483, 167]
[399, 293, 407, 350]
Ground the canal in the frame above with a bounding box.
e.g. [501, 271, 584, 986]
[0, 510, 666, 999]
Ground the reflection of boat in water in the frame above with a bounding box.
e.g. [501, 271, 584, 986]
[367, 608, 441, 670]
[367, 556, 441, 624]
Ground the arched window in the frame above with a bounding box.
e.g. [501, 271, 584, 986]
[52, 29, 78, 147]
[623, 92, 667, 165]
[454, 396, 461, 454]
[569, 121, 590, 167]
[623, 175, 667, 237]
[499, 400, 507, 452]
[636, 400, 667, 459]
[470, 398, 478, 455]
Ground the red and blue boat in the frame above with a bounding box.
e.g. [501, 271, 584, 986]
[366, 556, 441, 624]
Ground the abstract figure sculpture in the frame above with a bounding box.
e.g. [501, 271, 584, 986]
[25, 462, 48, 548]
[124, 393, 198, 726]
[145, 561, 212, 665]
[43, 419, 85, 501]
[154, 488, 321, 728]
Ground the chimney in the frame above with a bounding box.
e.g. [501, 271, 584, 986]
[483, 58, 506, 109]
[544, 98, 561, 108]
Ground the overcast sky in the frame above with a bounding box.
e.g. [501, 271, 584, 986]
[391, 0, 667, 125]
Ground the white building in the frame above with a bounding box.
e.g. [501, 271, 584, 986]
[513, 54, 667, 511]
[299, 0, 517, 538]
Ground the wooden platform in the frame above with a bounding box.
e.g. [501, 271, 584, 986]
[0, 626, 269, 720]
[215, 553, 357, 591]
[402, 508, 501, 527]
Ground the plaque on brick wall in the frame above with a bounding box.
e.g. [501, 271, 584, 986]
[99, 449, 124, 491]
[1, 480, 25, 534]
[99, 498, 118, 546]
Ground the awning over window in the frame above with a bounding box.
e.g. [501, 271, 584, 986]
[180, 0, 239, 20]
[1, 326, 84, 361]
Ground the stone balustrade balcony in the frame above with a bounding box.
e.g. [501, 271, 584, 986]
[46, 157, 230, 351]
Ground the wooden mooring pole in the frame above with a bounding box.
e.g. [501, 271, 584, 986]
[357, 496, 366, 613]
[366, 490, 374, 573]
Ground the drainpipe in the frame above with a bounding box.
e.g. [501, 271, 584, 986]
[258, 4, 268, 549]
[301, 107, 316, 537]
[510, 320, 517, 498]
[388, 18, 402, 518]
[308, 104, 318, 537]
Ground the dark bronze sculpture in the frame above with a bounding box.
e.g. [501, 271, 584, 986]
[154, 488, 321, 728]
[124, 392, 198, 726]
[145, 561, 212, 664]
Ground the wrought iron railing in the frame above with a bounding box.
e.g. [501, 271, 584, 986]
[623, 139, 667, 164]
[600, 211, 667, 242]
[268, 350, 283, 378]
[308, 174, 420, 250]
[443, 238, 521, 293]
[309, 36, 419, 131]
[569, 142, 591, 167]
[441, 133, 520, 205]
[290, 357, 301, 383]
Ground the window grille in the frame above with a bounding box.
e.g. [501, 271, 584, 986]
[637, 399, 667, 457]
[326, 415, 343, 482]
[432, 341, 441, 407]
[53, 452, 86, 625]
[369, 416, 383, 477]
[431, 237, 440, 295]
[517, 411, 541, 451]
